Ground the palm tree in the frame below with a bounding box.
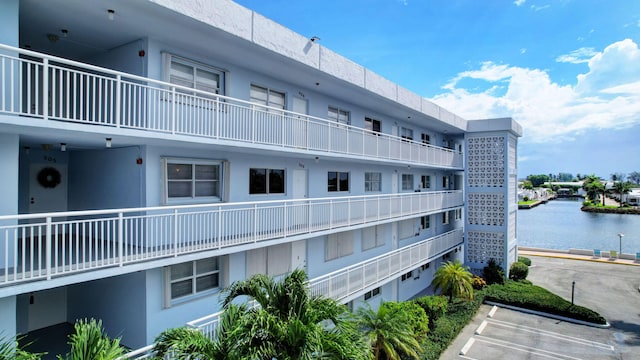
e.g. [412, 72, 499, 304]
[0, 335, 42, 360]
[221, 269, 370, 360]
[356, 303, 421, 360]
[582, 175, 604, 205]
[58, 318, 124, 360]
[154, 270, 369, 360]
[613, 181, 632, 207]
[432, 260, 474, 303]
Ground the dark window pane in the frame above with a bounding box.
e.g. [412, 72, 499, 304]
[196, 258, 218, 273]
[269, 169, 285, 193]
[195, 165, 217, 180]
[170, 262, 193, 280]
[328, 172, 337, 192]
[168, 182, 192, 198]
[196, 274, 219, 292]
[339, 172, 349, 191]
[171, 279, 193, 299]
[195, 181, 216, 197]
[167, 164, 192, 180]
[250, 168, 267, 194]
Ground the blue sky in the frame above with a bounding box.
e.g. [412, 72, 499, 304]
[235, 0, 640, 179]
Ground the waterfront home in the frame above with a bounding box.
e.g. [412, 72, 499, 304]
[0, 0, 521, 353]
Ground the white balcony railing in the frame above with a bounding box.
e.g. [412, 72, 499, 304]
[119, 229, 463, 359]
[0, 191, 462, 287]
[0, 44, 462, 168]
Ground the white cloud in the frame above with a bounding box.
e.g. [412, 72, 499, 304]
[431, 39, 640, 144]
[556, 47, 597, 64]
[514, 0, 526, 6]
[530, 4, 550, 11]
[576, 39, 640, 94]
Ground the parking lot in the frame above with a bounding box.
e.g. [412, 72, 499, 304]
[441, 255, 640, 360]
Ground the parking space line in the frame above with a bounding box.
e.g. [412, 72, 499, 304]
[475, 335, 585, 360]
[486, 318, 614, 351]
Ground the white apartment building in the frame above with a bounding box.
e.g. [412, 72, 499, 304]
[0, 0, 522, 354]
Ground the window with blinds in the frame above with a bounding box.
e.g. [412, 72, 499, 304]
[165, 54, 225, 95]
[250, 84, 285, 110]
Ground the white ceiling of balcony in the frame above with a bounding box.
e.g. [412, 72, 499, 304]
[18, 0, 463, 136]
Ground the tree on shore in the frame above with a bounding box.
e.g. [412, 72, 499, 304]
[613, 181, 632, 207]
[582, 175, 604, 205]
[628, 171, 640, 185]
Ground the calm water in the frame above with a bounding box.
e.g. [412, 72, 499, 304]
[518, 198, 640, 253]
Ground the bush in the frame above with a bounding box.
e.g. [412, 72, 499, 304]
[523, 196, 530, 202]
[419, 293, 485, 360]
[472, 275, 486, 290]
[509, 261, 529, 281]
[413, 296, 448, 330]
[517, 256, 531, 266]
[382, 301, 429, 339]
[483, 258, 505, 285]
[484, 281, 606, 324]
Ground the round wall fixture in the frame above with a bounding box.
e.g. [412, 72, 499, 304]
[37, 167, 62, 188]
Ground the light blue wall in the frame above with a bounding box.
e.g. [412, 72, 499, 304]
[88, 39, 148, 76]
[0, 296, 16, 341]
[0, 0, 18, 47]
[67, 272, 147, 348]
[68, 147, 143, 210]
[0, 134, 18, 216]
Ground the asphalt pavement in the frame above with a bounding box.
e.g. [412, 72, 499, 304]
[440, 251, 640, 359]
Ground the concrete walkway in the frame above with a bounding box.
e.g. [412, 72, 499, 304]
[519, 247, 640, 267]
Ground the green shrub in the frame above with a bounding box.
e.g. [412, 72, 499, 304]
[419, 292, 485, 360]
[382, 301, 430, 339]
[517, 256, 532, 266]
[484, 281, 606, 324]
[483, 258, 505, 285]
[523, 196, 530, 202]
[413, 295, 448, 330]
[509, 261, 529, 281]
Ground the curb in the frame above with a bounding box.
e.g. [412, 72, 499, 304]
[484, 301, 610, 329]
[520, 252, 640, 267]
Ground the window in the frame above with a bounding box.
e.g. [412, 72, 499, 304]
[362, 225, 385, 250]
[420, 263, 430, 271]
[401, 271, 413, 281]
[421, 133, 431, 145]
[250, 168, 285, 194]
[399, 219, 416, 239]
[328, 171, 349, 192]
[402, 174, 414, 191]
[455, 208, 462, 221]
[365, 117, 381, 133]
[364, 287, 381, 300]
[442, 211, 450, 225]
[365, 172, 382, 192]
[251, 84, 285, 110]
[326, 231, 354, 260]
[421, 175, 431, 189]
[421, 216, 430, 230]
[401, 127, 413, 141]
[328, 106, 350, 125]
[166, 257, 220, 303]
[165, 54, 225, 95]
[442, 176, 449, 189]
[164, 158, 222, 203]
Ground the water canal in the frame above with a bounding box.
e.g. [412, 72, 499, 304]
[517, 198, 640, 254]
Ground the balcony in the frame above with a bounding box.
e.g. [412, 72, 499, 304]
[0, 44, 462, 169]
[0, 191, 463, 292]
[120, 229, 463, 359]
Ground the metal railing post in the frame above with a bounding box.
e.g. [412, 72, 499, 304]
[45, 217, 52, 280]
[118, 212, 124, 266]
[173, 209, 179, 256]
[115, 74, 121, 127]
[42, 58, 49, 120]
